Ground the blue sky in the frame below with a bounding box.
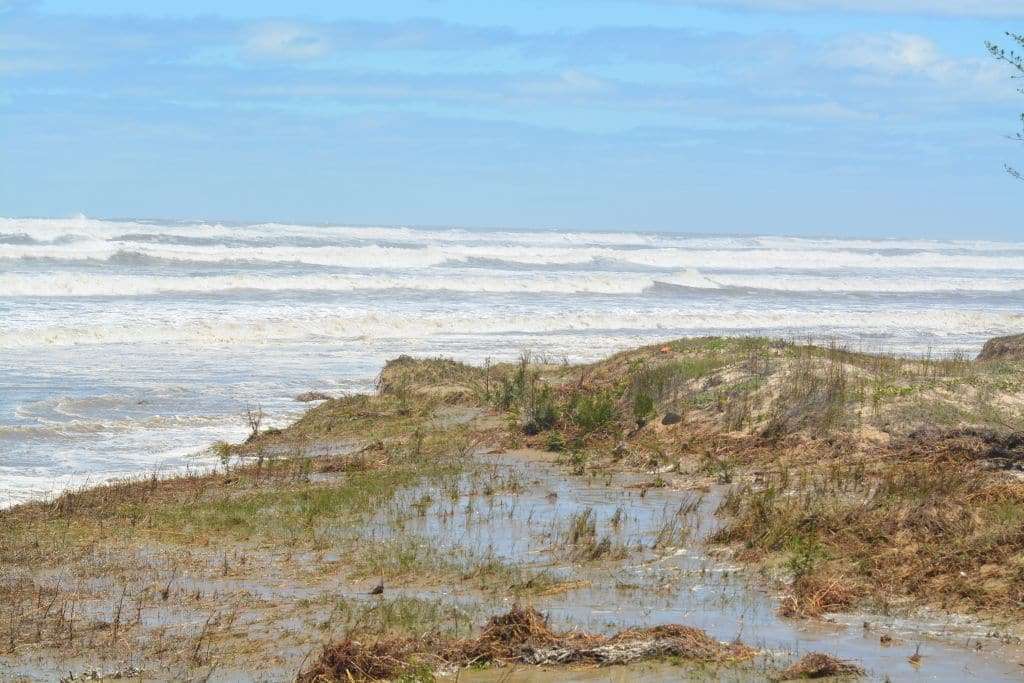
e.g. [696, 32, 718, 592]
[1, 0, 1022, 237]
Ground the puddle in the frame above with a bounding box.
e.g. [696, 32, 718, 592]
[365, 449, 1024, 682]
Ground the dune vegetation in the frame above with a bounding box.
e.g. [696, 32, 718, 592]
[2, 336, 1023, 681]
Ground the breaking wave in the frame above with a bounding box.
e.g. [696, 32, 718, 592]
[4, 216, 1024, 508]
[3, 268, 1023, 298]
[2, 308, 1022, 349]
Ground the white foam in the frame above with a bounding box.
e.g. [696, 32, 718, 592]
[7, 216, 1022, 252]
[2, 307, 1020, 348]
[3, 217, 1024, 272]
[3, 268, 1023, 299]
[0, 270, 669, 296]
[5, 240, 1024, 272]
[0, 216, 238, 242]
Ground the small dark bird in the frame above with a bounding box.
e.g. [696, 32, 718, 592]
[368, 581, 384, 596]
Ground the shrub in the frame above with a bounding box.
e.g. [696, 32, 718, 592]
[494, 354, 533, 410]
[524, 384, 559, 434]
[785, 536, 828, 579]
[632, 391, 656, 426]
[546, 431, 567, 452]
[763, 351, 852, 439]
[569, 391, 619, 434]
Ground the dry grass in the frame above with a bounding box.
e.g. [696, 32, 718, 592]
[379, 339, 1024, 620]
[562, 508, 630, 562]
[714, 446, 1024, 616]
[240, 392, 438, 455]
[377, 355, 491, 405]
[778, 575, 863, 619]
[299, 606, 755, 681]
[777, 652, 864, 680]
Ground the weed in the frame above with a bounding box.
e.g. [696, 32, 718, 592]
[524, 383, 559, 434]
[632, 391, 656, 426]
[764, 346, 853, 439]
[545, 431, 567, 452]
[564, 509, 626, 561]
[569, 391, 619, 434]
[785, 537, 828, 579]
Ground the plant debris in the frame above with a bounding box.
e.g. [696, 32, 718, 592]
[298, 606, 755, 681]
[777, 652, 864, 679]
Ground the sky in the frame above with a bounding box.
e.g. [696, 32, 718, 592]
[1, 0, 1022, 238]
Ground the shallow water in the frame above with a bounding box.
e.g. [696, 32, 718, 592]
[4, 446, 1023, 682]
[370, 451, 1024, 682]
[3, 216, 1024, 506]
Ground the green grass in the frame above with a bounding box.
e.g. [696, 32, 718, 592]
[326, 595, 480, 640]
[568, 391, 620, 434]
[626, 356, 729, 408]
[147, 427, 477, 542]
[563, 508, 629, 561]
[147, 467, 439, 541]
[345, 534, 573, 595]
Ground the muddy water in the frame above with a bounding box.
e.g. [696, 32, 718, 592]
[371, 450, 1024, 682]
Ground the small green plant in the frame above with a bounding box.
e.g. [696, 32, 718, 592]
[213, 441, 233, 473]
[524, 383, 559, 434]
[569, 391, 619, 434]
[397, 666, 435, 683]
[785, 536, 828, 579]
[494, 352, 534, 411]
[632, 391, 656, 426]
[546, 431, 567, 452]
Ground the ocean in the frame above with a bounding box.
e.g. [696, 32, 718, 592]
[1, 215, 1022, 507]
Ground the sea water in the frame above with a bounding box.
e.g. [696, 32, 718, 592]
[2, 215, 1022, 506]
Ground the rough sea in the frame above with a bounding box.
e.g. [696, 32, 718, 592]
[2, 215, 1022, 506]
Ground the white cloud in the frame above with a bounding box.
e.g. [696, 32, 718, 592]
[826, 33, 1004, 92]
[690, 0, 1024, 17]
[245, 23, 331, 61]
[829, 33, 943, 77]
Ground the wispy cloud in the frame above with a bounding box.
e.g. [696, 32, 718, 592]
[825, 33, 1006, 95]
[687, 0, 1024, 17]
[244, 22, 331, 62]
[2, 1, 1018, 234]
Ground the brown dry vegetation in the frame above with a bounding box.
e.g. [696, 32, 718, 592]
[378, 337, 1024, 620]
[776, 652, 863, 680]
[298, 606, 754, 682]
